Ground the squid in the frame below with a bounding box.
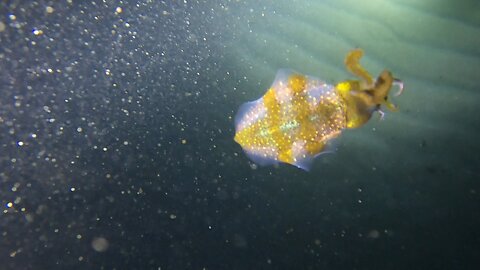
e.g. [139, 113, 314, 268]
[234, 49, 404, 170]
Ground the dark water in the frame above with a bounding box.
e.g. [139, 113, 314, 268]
[1, 1, 479, 269]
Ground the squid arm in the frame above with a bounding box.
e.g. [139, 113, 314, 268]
[335, 48, 403, 128]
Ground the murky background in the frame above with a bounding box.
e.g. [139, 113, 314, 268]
[1, 0, 479, 269]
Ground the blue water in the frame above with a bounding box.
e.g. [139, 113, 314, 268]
[1, 1, 479, 269]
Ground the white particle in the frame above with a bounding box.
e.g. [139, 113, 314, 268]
[77, 127, 82, 132]
[11, 183, 20, 192]
[33, 29, 43, 36]
[17, 141, 24, 146]
[91, 237, 109, 252]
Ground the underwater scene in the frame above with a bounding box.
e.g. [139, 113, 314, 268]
[1, 0, 479, 269]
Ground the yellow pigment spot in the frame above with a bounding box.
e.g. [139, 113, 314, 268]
[288, 74, 306, 94]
